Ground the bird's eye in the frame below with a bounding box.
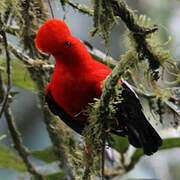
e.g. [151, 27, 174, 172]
[65, 41, 71, 48]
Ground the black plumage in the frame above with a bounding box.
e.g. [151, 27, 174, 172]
[45, 82, 162, 155]
[114, 82, 162, 155]
[45, 92, 85, 134]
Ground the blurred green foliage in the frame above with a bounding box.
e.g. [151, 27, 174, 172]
[109, 133, 129, 154]
[0, 59, 36, 91]
[0, 145, 26, 172]
[0, 0, 180, 179]
[31, 146, 58, 163]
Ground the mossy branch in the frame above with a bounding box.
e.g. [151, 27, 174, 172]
[0, 35, 75, 180]
[11, 49, 75, 180]
[11, 0, 48, 58]
[0, 70, 43, 180]
[4, 108, 43, 180]
[64, 0, 160, 71]
[0, 14, 11, 118]
[0, 35, 53, 70]
[100, 0, 160, 70]
[36, 93, 75, 180]
[83, 50, 136, 177]
[28, 64, 75, 180]
[2, 31, 179, 117]
[65, 0, 93, 16]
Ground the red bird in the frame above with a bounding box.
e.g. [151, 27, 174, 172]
[35, 19, 162, 155]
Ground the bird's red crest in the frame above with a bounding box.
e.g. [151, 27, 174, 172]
[35, 19, 71, 54]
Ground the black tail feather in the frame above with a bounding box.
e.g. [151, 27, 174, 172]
[114, 82, 163, 155]
[125, 112, 162, 155]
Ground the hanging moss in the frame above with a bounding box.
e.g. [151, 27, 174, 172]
[59, 0, 67, 10]
[1, 0, 180, 178]
[90, 0, 118, 48]
[83, 50, 139, 177]
[9, 0, 48, 58]
[0, 1, 5, 11]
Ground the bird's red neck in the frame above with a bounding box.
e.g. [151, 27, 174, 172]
[53, 50, 93, 72]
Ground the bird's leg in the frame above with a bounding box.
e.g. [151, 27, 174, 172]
[105, 128, 111, 132]
[84, 140, 91, 155]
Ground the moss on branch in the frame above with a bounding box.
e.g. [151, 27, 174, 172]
[27, 65, 76, 180]
[64, 0, 93, 16]
[64, 0, 160, 71]
[83, 50, 138, 176]
[0, 69, 43, 180]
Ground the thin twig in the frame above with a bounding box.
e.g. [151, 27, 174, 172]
[0, 35, 54, 69]
[131, 86, 156, 99]
[4, 108, 43, 180]
[0, 67, 4, 103]
[66, 0, 93, 16]
[0, 70, 43, 180]
[83, 160, 91, 180]
[8, 41, 35, 65]
[0, 14, 11, 118]
[111, 0, 160, 70]
[101, 134, 105, 180]
[48, 0, 54, 18]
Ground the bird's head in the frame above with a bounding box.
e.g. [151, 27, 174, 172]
[35, 19, 71, 55]
[35, 19, 91, 64]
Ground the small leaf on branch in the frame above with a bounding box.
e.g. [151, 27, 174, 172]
[109, 133, 129, 154]
[31, 146, 58, 163]
[45, 171, 66, 180]
[0, 58, 36, 91]
[0, 145, 26, 172]
[129, 137, 180, 170]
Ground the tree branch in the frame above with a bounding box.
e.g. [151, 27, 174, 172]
[0, 14, 11, 118]
[65, 0, 160, 71]
[0, 70, 43, 180]
[0, 35, 54, 71]
[48, 0, 54, 18]
[26, 66, 75, 180]
[4, 108, 43, 180]
[1, 31, 179, 117]
[85, 42, 180, 117]
[65, 0, 93, 16]
[0, 36, 75, 180]
[111, 0, 160, 70]
[101, 134, 105, 180]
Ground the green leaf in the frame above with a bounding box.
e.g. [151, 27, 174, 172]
[109, 133, 129, 154]
[0, 134, 6, 140]
[0, 145, 26, 172]
[45, 172, 66, 180]
[159, 137, 180, 150]
[130, 149, 143, 167]
[129, 137, 180, 170]
[0, 59, 36, 91]
[9, 91, 19, 97]
[31, 146, 58, 163]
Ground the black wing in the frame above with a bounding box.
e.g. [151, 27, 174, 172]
[114, 81, 163, 155]
[45, 82, 162, 155]
[45, 91, 85, 134]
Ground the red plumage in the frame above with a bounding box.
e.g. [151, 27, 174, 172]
[35, 19, 162, 155]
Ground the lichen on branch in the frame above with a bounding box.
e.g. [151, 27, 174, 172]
[83, 50, 139, 176]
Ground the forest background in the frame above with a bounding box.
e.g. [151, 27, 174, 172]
[0, 0, 180, 180]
